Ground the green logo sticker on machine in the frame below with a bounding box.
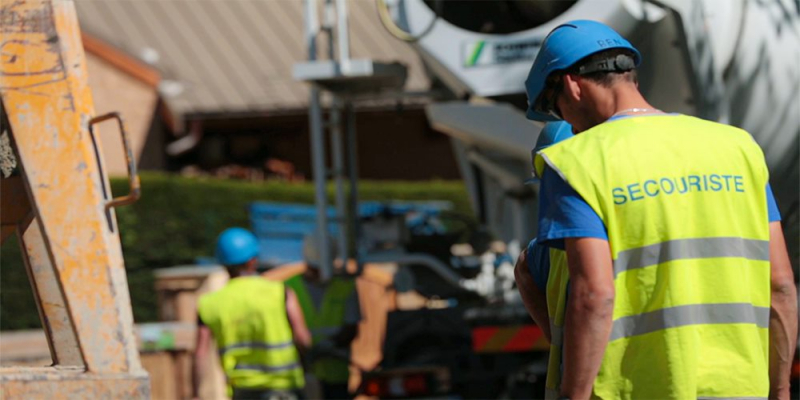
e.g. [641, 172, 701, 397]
[463, 38, 543, 67]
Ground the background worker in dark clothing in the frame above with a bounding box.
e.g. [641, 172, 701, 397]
[285, 236, 361, 399]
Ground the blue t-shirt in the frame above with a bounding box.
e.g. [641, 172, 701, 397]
[526, 238, 551, 291]
[537, 167, 782, 249]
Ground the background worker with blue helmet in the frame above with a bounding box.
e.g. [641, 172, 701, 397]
[515, 121, 573, 339]
[522, 20, 796, 399]
[192, 228, 312, 400]
[515, 121, 575, 398]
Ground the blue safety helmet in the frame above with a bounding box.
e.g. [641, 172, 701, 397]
[534, 121, 574, 153]
[525, 121, 574, 185]
[525, 20, 642, 121]
[216, 227, 260, 266]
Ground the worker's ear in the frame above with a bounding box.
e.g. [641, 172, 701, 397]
[562, 73, 582, 103]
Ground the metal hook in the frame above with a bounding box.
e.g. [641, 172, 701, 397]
[88, 112, 141, 209]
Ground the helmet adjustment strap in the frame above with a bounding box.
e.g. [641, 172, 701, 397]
[576, 54, 636, 75]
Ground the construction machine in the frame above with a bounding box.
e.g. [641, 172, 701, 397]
[0, 0, 148, 397]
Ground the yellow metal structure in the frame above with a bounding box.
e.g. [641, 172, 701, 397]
[1, 0, 149, 397]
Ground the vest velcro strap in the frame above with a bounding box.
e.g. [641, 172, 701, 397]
[219, 340, 294, 355]
[234, 362, 302, 373]
[613, 237, 769, 277]
[610, 303, 769, 341]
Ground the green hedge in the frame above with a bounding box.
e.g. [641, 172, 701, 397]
[1, 172, 471, 330]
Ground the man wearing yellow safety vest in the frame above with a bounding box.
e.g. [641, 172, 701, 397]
[193, 228, 312, 400]
[285, 236, 361, 399]
[514, 121, 574, 397]
[522, 20, 797, 399]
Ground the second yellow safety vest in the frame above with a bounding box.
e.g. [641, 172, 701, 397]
[198, 277, 305, 393]
[535, 114, 771, 399]
[286, 275, 356, 384]
[543, 248, 569, 399]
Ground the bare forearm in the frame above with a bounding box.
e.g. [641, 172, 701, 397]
[192, 324, 212, 399]
[768, 221, 797, 400]
[769, 285, 797, 399]
[293, 329, 312, 351]
[561, 285, 614, 398]
[286, 288, 312, 350]
[561, 237, 614, 399]
[518, 276, 552, 341]
[192, 351, 207, 398]
[515, 250, 552, 341]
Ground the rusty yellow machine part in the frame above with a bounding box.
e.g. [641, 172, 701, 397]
[0, 0, 149, 397]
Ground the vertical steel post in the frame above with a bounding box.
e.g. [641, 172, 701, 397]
[323, 0, 335, 59]
[19, 217, 83, 366]
[304, 0, 333, 280]
[330, 98, 349, 268]
[335, 0, 351, 63]
[304, 0, 319, 59]
[345, 102, 362, 272]
[310, 96, 332, 280]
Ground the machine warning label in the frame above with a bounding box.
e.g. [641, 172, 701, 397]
[463, 38, 543, 68]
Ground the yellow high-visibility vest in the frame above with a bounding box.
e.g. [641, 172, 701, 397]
[198, 277, 304, 392]
[286, 275, 356, 384]
[543, 248, 569, 399]
[535, 115, 771, 399]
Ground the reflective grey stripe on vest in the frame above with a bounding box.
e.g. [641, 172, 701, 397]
[697, 397, 767, 399]
[219, 340, 294, 355]
[613, 237, 769, 277]
[610, 303, 769, 341]
[234, 362, 301, 373]
[550, 322, 563, 347]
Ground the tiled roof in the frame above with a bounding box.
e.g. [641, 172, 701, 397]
[75, 0, 431, 117]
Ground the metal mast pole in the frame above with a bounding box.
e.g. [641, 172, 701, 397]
[345, 101, 362, 273]
[330, 98, 349, 269]
[304, 0, 333, 280]
[335, 0, 351, 65]
[295, 0, 403, 278]
[330, 0, 351, 270]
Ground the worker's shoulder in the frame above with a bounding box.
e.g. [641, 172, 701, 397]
[548, 115, 747, 160]
[197, 287, 224, 314]
[675, 114, 752, 136]
[201, 277, 284, 298]
[677, 116, 767, 157]
[587, 114, 756, 143]
[244, 276, 286, 291]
